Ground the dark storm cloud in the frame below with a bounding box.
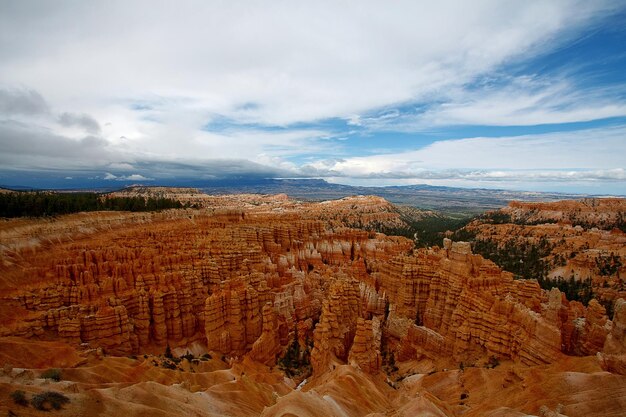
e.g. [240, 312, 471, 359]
[58, 112, 101, 134]
[0, 117, 298, 186]
[0, 88, 49, 116]
[129, 159, 297, 180]
[0, 120, 112, 167]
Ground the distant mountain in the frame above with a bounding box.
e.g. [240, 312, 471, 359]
[2, 178, 599, 216]
[199, 178, 592, 215]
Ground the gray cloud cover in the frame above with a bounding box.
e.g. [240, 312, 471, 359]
[0, 1, 624, 193]
[0, 88, 48, 115]
[58, 112, 101, 134]
[0, 120, 111, 167]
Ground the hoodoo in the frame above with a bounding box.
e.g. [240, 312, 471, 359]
[1, 194, 625, 416]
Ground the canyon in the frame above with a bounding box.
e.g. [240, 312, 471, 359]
[462, 199, 626, 314]
[1, 192, 626, 416]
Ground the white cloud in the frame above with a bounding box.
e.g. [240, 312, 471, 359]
[108, 162, 135, 170]
[302, 126, 626, 180]
[122, 174, 152, 181]
[0, 1, 624, 193]
[416, 77, 626, 127]
[0, 1, 618, 128]
[103, 172, 153, 181]
[349, 75, 626, 132]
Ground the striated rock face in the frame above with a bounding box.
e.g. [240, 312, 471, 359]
[3, 192, 626, 417]
[504, 198, 626, 229]
[249, 303, 282, 366]
[599, 299, 626, 374]
[575, 299, 610, 355]
[1, 194, 624, 380]
[308, 195, 408, 230]
[310, 278, 361, 373]
[605, 299, 626, 354]
[348, 317, 382, 373]
[0, 195, 408, 359]
[462, 198, 626, 315]
[382, 243, 565, 366]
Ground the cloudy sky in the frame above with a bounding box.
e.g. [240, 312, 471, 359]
[1, 0, 625, 193]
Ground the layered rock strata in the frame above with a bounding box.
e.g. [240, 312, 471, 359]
[0, 195, 624, 378]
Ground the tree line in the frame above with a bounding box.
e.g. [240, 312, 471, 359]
[374, 215, 473, 248]
[0, 191, 194, 217]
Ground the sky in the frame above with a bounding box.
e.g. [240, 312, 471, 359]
[1, 0, 625, 194]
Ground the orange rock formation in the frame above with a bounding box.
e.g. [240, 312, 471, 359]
[465, 198, 626, 307]
[1, 193, 625, 416]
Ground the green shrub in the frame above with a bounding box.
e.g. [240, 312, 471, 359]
[277, 334, 312, 378]
[164, 344, 173, 359]
[596, 253, 622, 276]
[472, 237, 554, 281]
[538, 276, 593, 305]
[376, 214, 473, 248]
[10, 390, 28, 406]
[482, 211, 512, 224]
[30, 391, 70, 411]
[41, 368, 62, 382]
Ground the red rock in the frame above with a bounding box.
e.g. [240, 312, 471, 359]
[599, 298, 626, 374]
[249, 303, 282, 366]
[1, 194, 622, 376]
[348, 317, 382, 373]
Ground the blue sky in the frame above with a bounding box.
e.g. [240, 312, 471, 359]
[0, 0, 625, 194]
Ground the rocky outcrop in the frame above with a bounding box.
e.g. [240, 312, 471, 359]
[504, 198, 626, 229]
[80, 303, 134, 355]
[575, 299, 610, 355]
[249, 303, 282, 366]
[463, 199, 626, 309]
[3, 193, 626, 417]
[348, 317, 382, 373]
[0, 196, 406, 359]
[310, 279, 361, 373]
[383, 243, 564, 366]
[1, 195, 622, 377]
[599, 299, 626, 374]
[204, 288, 247, 355]
[605, 299, 626, 354]
[308, 195, 408, 230]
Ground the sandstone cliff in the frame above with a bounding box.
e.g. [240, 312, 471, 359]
[1, 194, 626, 416]
[1, 201, 621, 372]
[462, 199, 626, 311]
